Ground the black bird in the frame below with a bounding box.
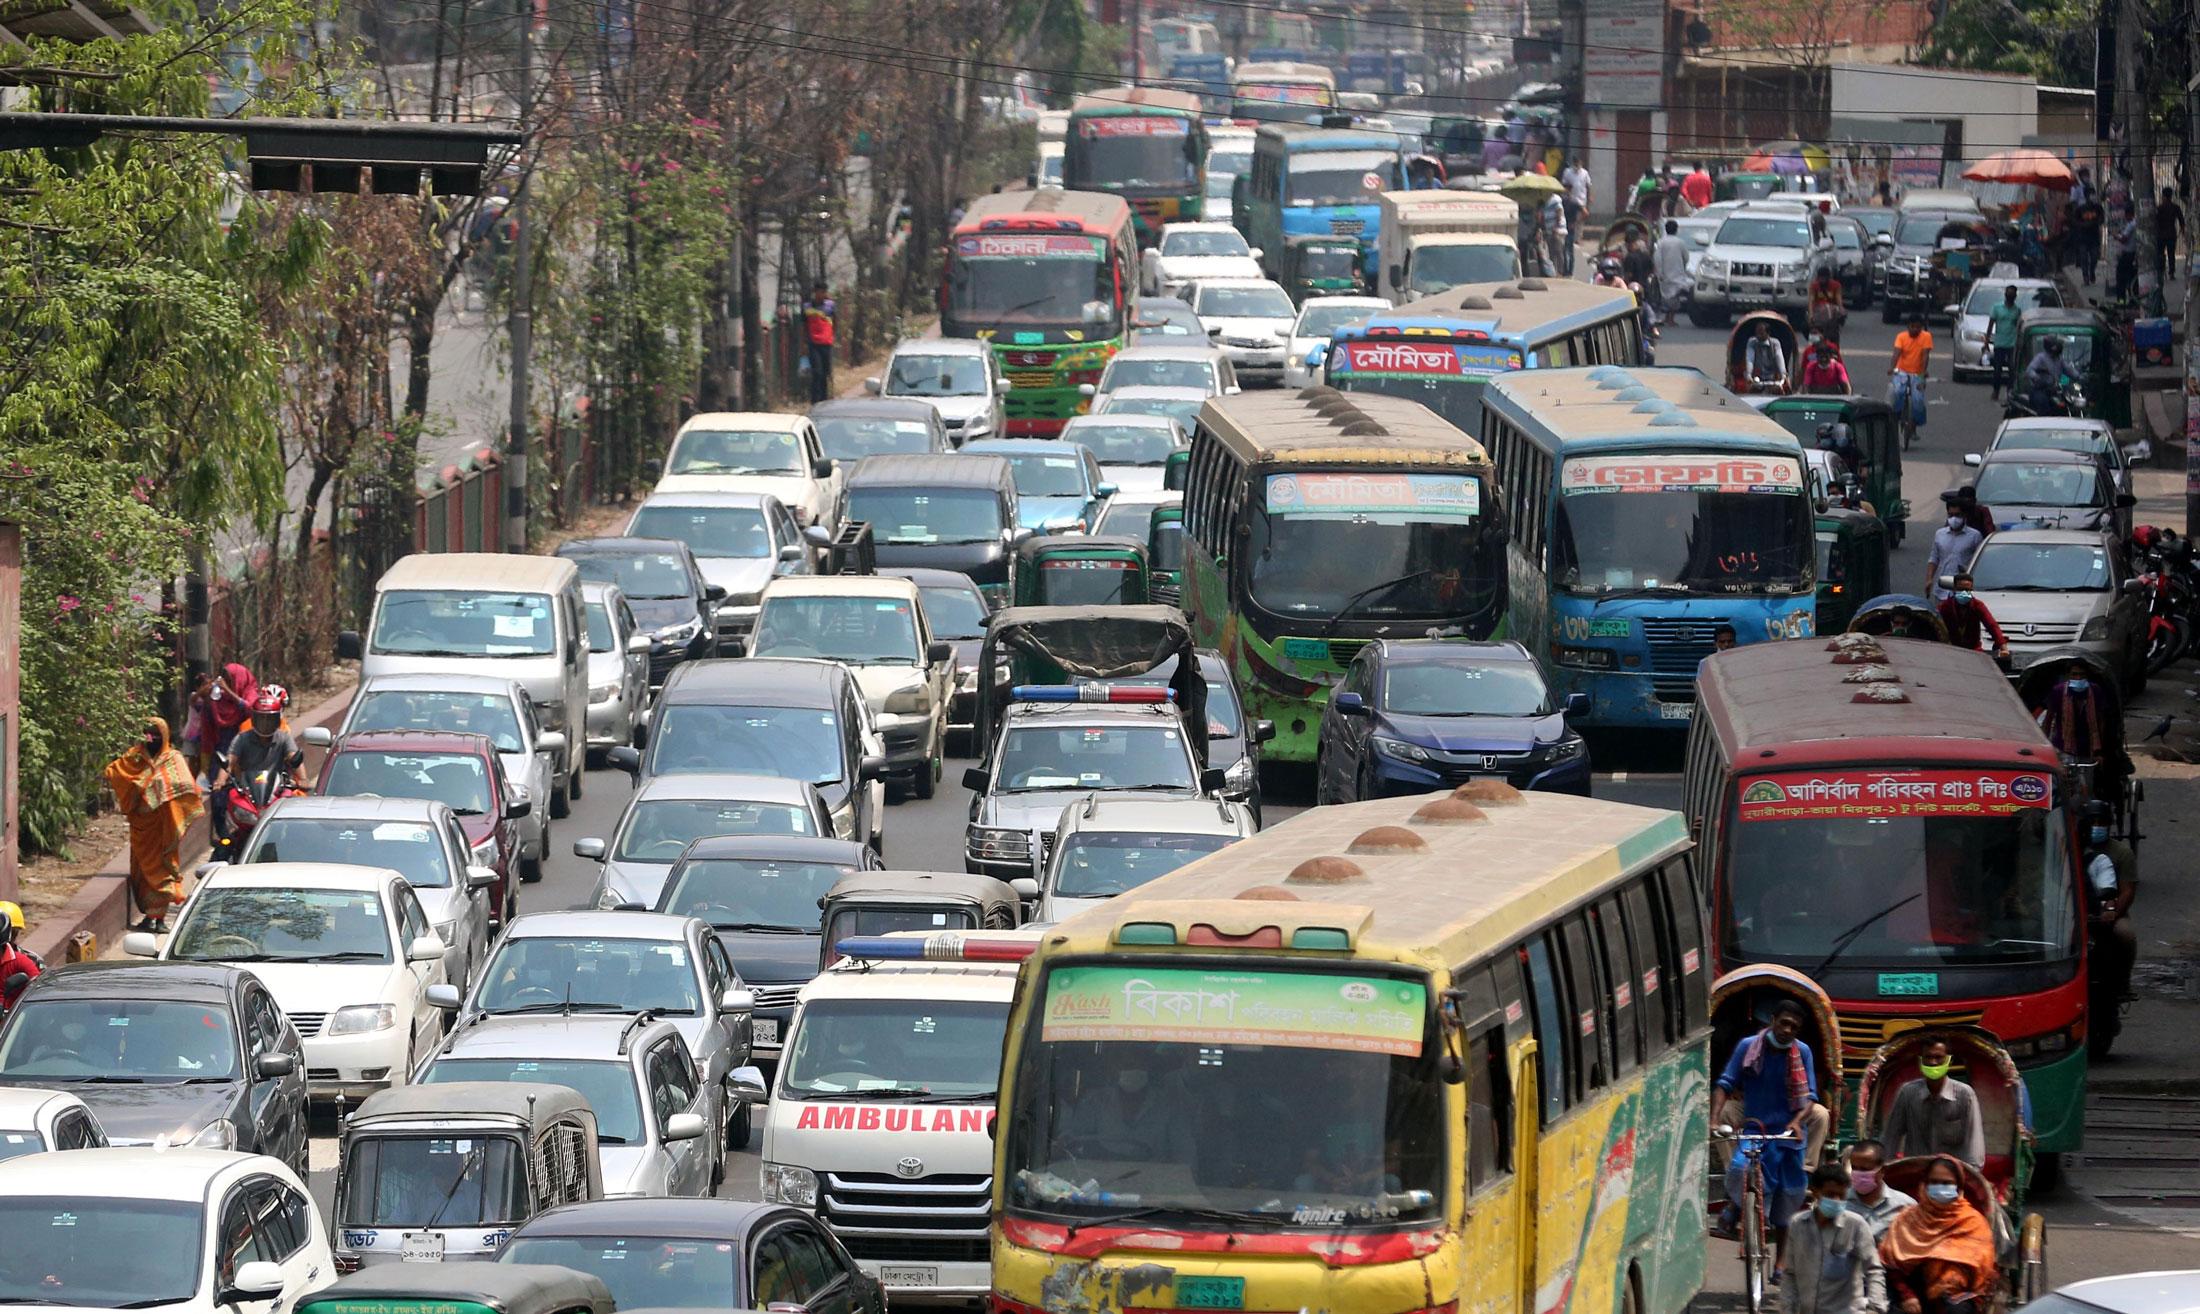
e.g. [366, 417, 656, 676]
[2143, 715, 2173, 742]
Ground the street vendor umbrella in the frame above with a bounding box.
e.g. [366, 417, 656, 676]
[1742, 141, 1831, 176]
[1962, 148, 2076, 190]
[1499, 172, 1563, 203]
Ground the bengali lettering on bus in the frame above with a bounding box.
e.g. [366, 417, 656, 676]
[955, 234, 1106, 259]
[1265, 471, 1483, 519]
[1561, 455, 1803, 495]
[1736, 768, 2053, 821]
[1079, 116, 1191, 137]
[1040, 965, 1427, 1056]
[1241, 82, 1329, 104]
[1339, 340, 1523, 379]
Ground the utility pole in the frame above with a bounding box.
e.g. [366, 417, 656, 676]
[503, 0, 533, 553]
[2116, 0, 2155, 307]
[1129, 0, 1144, 85]
[2187, 54, 2199, 536]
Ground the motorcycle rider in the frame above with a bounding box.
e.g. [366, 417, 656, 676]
[2021, 336, 2077, 414]
[0, 902, 40, 1014]
[213, 686, 307, 838]
[2083, 800, 2138, 1006]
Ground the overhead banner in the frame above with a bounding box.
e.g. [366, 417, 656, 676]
[1040, 965, 1427, 1056]
[1266, 471, 1483, 519]
[1736, 769, 2053, 821]
[1561, 455, 1803, 495]
[956, 234, 1102, 259]
[1337, 340, 1522, 379]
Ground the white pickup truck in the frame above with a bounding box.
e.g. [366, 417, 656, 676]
[1375, 189, 1521, 304]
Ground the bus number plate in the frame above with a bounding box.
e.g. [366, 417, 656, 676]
[1174, 1277, 1245, 1309]
[1877, 972, 1940, 997]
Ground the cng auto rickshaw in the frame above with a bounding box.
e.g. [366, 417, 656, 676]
[818, 869, 1029, 966]
[1012, 533, 1149, 609]
[1729, 311, 1799, 394]
[1163, 448, 1189, 491]
[2012, 308, 2132, 429]
[1758, 394, 1909, 543]
[1718, 170, 1784, 202]
[1147, 504, 1185, 606]
[1815, 505, 1889, 633]
[1281, 234, 1366, 302]
[298, 1266, 615, 1314]
[972, 604, 1208, 766]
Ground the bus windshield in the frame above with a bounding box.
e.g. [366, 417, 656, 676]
[1287, 151, 1396, 207]
[1725, 793, 2077, 969]
[1006, 962, 1443, 1228]
[945, 241, 1120, 337]
[1072, 117, 1199, 190]
[1247, 471, 1489, 620]
[1553, 453, 1810, 593]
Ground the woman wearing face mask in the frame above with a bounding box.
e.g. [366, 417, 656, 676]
[102, 717, 205, 934]
[1878, 1156, 1997, 1314]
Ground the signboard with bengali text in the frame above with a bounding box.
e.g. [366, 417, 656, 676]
[1736, 768, 2053, 822]
[1336, 340, 1522, 379]
[1266, 471, 1482, 519]
[955, 234, 1104, 259]
[1079, 115, 1191, 137]
[1561, 455, 1802, 496]
[1040, 965, 1427, 1055]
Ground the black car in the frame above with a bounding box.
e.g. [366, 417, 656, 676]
[612, 657, 885, 852]
[809, 398, 951, 469]
[499, 1197, 885, 1314]
[652, 834, 882, 1064]
[881, 566, 993, 747]
[1112, 649, 1273, 824]
[0, 961, 308, 1174]
[556, 536, 727, 682]
[841, 454, 1024, 606]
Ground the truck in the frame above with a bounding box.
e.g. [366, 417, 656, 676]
[1375, 189, 1522, 303]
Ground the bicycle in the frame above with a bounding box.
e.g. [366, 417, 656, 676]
[1717, 1122, 1803, 1314]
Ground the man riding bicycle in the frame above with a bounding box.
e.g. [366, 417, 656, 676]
[1713, 999, 1829, 1270]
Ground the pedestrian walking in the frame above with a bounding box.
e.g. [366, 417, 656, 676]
[2070, 191, 2104, 284]
[1561, 157, 1592, 276]
[1783, 1163, 1887, 1314]
[1924, 514, 1981, 602]
[1682, 160, 1714, 210]
[2156, 187, 2184, 283]
[2113, 209, 2138, 299]
[1985, 285, 2023, 400]
[803, 281, 836, 403]
[103, 716, 203, 934]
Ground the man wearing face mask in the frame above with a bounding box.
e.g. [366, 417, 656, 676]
[2082, 800, 2138, 1004]
[1783, 1162, 1886, 1314]
[1934, 573, 2008, 662]
[1842, 1140, 1914, 1241]
[1923, 514, 1981, 603]
[1712, 999, 1827, 1258]
[1881, 1037, 1985, 1167]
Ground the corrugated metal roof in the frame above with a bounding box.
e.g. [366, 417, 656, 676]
[1485, 365, 1804, 444]
[1197, 389, 1491, 464]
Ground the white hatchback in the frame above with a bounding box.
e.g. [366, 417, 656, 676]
[1188, 278, 1298, 384]
[1285, 294, 1390, 388]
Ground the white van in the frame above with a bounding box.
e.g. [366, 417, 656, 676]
[340, 554, 589, 817]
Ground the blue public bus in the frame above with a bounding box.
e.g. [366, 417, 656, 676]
[1480, 366, 1817, 731]
[1323, 278, 1645, 438]
[1236, 123, 1404, 279]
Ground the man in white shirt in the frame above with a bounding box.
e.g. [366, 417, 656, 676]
[1653, 219, 1691, 323]
[1561, 159, 1592, 276]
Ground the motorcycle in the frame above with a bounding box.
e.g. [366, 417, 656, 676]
[2130, 526, 2198, 675]
[2001, 377, 2088, 420]
[214, 766, 298, 860]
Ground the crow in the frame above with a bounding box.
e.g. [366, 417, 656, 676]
[2143, 715, 2173, 742]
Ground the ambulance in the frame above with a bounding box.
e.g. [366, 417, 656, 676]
[757, 931, 1039, 1301]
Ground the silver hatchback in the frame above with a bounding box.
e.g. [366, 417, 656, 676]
[1962, 529, 2148, 689]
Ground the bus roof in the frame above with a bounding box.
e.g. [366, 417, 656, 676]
[1071, 86, 1203, 116]
[1195, 388, 1491, 466]
[1696, 635, 2056, 767]
[1051, 791, 1688, 970]
[1360, 278, 1640, 343]
[1483, 366, 1803, 447]
[1255, 122, 1400, 155]
[954, 189, 1133, 235]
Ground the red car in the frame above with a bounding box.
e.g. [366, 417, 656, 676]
[315, 728, 532, 925]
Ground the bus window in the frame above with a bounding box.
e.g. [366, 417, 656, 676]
[1660, 860, 1711, 1032]
[1556, 916, 1607, 1092]
[1622, 879, 1674, 1053]
[1466, 1021, 1513, 1191]
[1592, 898, 1642, 1075]
[1519, 940, 1568, 1124]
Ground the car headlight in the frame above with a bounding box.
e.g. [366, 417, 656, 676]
[186, 1120, 237, 1150]
[1700, 258, 1727, 277]
[432, 920, 457, 948]
[2081, 614, 2110, 641]
[992, 664, 1013, 685]
[1371, 735, 1433, 765]
[470, 837, 500, 867]
[596, 884, 629, 910]
[655, 618, 703, 645]
[883, 684, 933, 716]
[968, 827, 1030, 861]
[830, 799, 855, 839]
[761, 1162, 818, 1206]
[325, 1004, 399, 1036]
[1556, 645, 1618, 670]
[1222, 756, 1254, 791]
[1543, 735, 1588, 762]
[535, 698, 567, 728]
[956, 664, 978, 690]
[590, 682, 618, 701]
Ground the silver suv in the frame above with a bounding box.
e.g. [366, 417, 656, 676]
[1688, 203, 1834, 325]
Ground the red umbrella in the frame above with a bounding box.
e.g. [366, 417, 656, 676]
[1962, 149, 2076, 190]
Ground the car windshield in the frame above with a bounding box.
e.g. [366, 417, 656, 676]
[668, 428, 803, 476]
[659, 858, 847, 930]
[1105, 358, 1215, 392]
[1197, 285, 1293, 318]
[1716, 216, 1810, 248]
[1853, 211, 1896, 237]
[1288, 150, 1397, 206]
[814, 416, 936, 462]
[502, 1237, 735, 1311]
[0, 1134, 48, 1163]
[566, 550, 692, 601]
[423, 1058, 643, 1144]
[1247, 473, 1491, 619]
[887, 355, 988, 396]
[780, 998, 1009, 1098]
[1975, 461, 2103, 508]
[1897, 215, 1967, 245]
[1132, 302, 1202, 335]
[169, 887, 393, 964]
[997, 451, 1090, 498]
[1096, 499, 1173, 538]
[628, 505, 772, 559]
[1970, 540, 2112, 591]
[0, 999, 238, 1081]
[1163, 230, 1248, 257]
[1041, 154, 1064, 184]
[1966, 284, 2057, 314]
[1831, 223, 1861, 250]
[1409, 245, 1519, 294]
[648, 704, 844, 784]
[475, 936, 700, 1015]
[373, 590, 554, 657]
[916, 584, 987, 639]
[996, 723, 1194, 790]
[1053, 831, 1233, 898]
[1553, 455, 1811, 593]
[1382, 661, 1549, 715]
[848, 488, 1005, 545]
[323, 750, 495, 816]
[616, 799, 817, 860]
[751, 594, 921, 664]
[1997, 427, 2110, 457]
[1099, 395, 1203, 426]
[350, 690, 523, 754]
[586, 601, 618, 651]
[248, 817, 452, 888]
[0, 1197, 202, 1306]
[1763, 404, 1851, 447]
[1295, 304, 1380, 340]
[340, 1135, 526, 1228]
[1204, 171, 1239, 199]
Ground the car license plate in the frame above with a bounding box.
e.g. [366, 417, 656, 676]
[754, 1018, 779, 1045]
[400, 1233, 445, 1263]
[1659, 703, 1694, 720]
[1175, 1276, 1246, 1309]
[878, 1266, 938, 1287]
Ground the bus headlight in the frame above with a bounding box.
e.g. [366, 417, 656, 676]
[1371, 735, 1432, 764]
[761, 1163, 818, 1206]
[1556, 645, 1617, 670]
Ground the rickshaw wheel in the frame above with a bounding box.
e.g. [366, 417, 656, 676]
[2019, 1212, 2047, 1303]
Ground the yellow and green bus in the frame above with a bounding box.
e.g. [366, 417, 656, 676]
[1063, 86, 1209, 243]
[990, 787, 1715, 1314]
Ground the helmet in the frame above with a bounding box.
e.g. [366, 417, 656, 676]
[2082, 799, 2114, 824]
[2133, 525, 2159, 549]
[1598, 254, 1622, 274]
[0, 902, 23, 933]
[252, 685, 287, 715]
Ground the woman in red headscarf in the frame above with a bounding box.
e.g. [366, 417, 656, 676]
[204, 662, 257, 761]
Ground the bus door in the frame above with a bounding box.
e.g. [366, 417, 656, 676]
[1454, 960, 1532, 1314]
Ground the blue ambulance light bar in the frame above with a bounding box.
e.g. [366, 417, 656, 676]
[833, 934, 1038, 963]
[1009, 684, 1174, 704]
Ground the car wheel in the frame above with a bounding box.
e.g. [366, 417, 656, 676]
[1882, 300, 1900, 324]
[730, 1099, 752, 1150]
[1687, 305, 1722, 329]
[1354, 759, 1376, 803]
[915, 747, 938, 800]
[550, 772, 572, 820]
[1312, 750, 1330, 804]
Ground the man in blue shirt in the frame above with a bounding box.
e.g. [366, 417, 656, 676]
[1713, 999, 1830, 1270]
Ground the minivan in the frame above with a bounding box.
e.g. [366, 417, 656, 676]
[340, 554, 589, 817]
[838, 454, 1024, 606]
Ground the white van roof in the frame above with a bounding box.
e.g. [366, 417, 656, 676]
[375, 552, 580, 595]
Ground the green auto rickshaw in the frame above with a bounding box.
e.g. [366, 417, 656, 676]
[1281, 234, 1367, 303]
[1814, 505, 1890, 633]
[2013, 308, 2132, 429]
[1718, 170, 1784, 201]
[1163, 448, 1189, 491]
[1013, 533, 1150, 608]
[1148, 504, 1185, 606]
[1757, 394, 1910, 545]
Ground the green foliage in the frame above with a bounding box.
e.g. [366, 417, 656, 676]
[1916, 0, 2099, 82]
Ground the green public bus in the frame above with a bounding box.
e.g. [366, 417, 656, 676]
[1063, 86, 1208, 244]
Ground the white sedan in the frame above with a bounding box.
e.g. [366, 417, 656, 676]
[1188, 278, 1298, 385]
[0, 1148, 332, 1314]
[0, 1088, 105, 1160]
[1142, 222, 1264, 297]
[129, 862, 450, 1100]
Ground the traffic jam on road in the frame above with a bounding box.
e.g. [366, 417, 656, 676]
[12, 33, 2200, 1314]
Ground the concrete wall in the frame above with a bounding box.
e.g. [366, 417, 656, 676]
[1829, 64, 2036, 169]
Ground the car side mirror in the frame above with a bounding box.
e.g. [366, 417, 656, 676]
[1010, 877, 1040, 900]
[1078, 383, 1096, 398]
[804, 523, 832, 547]
[625, 633, 651, 655]
[302, 726, 332, 749]
[408, 934, 448, 964]
[195, 860, 226, 880]
[720, 987, 755, 1015]
[1962, 453, 1981, 467]
[1333, 691, 1369, 716]
[336, 631, 363, 661]
[1207, 325, 1222, 336]
[927, 640, 954, 664]
[1936, 574, 1956, 591]
[1097, 483, 1117, 499]
[1012, 526, 1036, 544]
[1200, 767, 1228, 794]
[506, 790, 533, 820]
[704, 583, 727, 602]
[226, 1261, 286, 1304]
[534, 730, 568, 757]
[859, 754, 887, 782]
[1564, 692, 1591, 718]
[1253, 719, 1276, 743]
[606, 746, 642, 777]
[2116, 492, 2138, 508]
[1942, 304, 1960, 317]
[465, 864, 498, 890]
[863, 376, 882, 394]
[729, 1065, 768, 1103]
[425, 983, 462, 1011]
[963, 766, 989, 791]
[1248, 247, 1263, 260]
[573, 837, 608, 860]
[663, 1111, 706, 1143]
[812, 458, 834, 479]
[122, 932, 159, 958]
[778, 544, 804, 562]
[255, 1052, 296, 1078]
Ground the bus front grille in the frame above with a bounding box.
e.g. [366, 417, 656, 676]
[1003, 369, 1056, 389]
[1835, 1009, 1985, 1081]
[1640, 618, 1718, 699]
[1325, 638, 1370, 666]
